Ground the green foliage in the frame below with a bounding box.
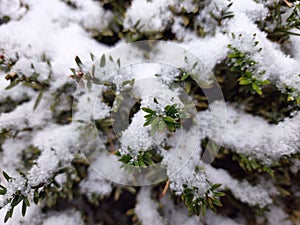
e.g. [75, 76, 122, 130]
[285, 85, 300, 105]
[0, 165, 82, 223]
[175, 64, 199, 94]
[209, 2, 234, 26]
[116, 149, 155, 168]
[180, 182, 225, 217]
[4, 62, 52, 110]
[232, 154, 274, 177]
[258, 1, 300, 40]
[0, 52, 18, 73]
[226, 35, 269, 95]
[21, 145, 41, 169]
[0, 171, 30, 223]
[286, 3, 300, 32]
[142, 98, 182, 134]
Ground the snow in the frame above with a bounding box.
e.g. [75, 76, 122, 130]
[206, 166, 274, 208]
[80, 160, 112, 198]
[265, 206, 293, 225]
[123, 0, 172, 33]
[200, 101, 300, 163]
[42, 210, 84, 225]
[160, 193, 202, 225]
[0, 0, 28, 21]
[135, 187, 166, 225]
[0, 203, 42, 225]
[28, 124, 75, 186]
[0, 0, 299, 224]
[0, 0, 109, 86]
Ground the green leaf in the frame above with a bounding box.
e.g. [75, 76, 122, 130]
[117, 58, 121, 68]
[252, 82, 262, 95]
[24, 197, 30, 207]
[0, 189, 6, 195]
[75, 56, 82, 67]
[150, 123, 159, 136]
[153, 97, 159, 104]
[4, 209, 12, 223]
[211, 197, 222, 207]
[201, 202, 207, 217]
[263, 166, 274, 176]
[3, 171, 11, 181]
[211, 183, 222, 190]
[142, 107, 155, 114]
[185, 81, 191, 94]
[5, 81, 18, 90]
[181, 72, 190, 81]
[163, 116, 176, 124]
[11, 195, 23, 207]
[165, 122, 175, 132]
[158, 120, 165, 132]
[33, 90, 44, 110]
[143, 117, 154, 127]
[151, 117, 160, 127]
[100, 54, 106, 67]
[239, 77, 251, 85]
[33, 190, 39, 204]
[90, 53, 95, 61]
[22, 200, 27, 217]
[213, 191, 225, 197]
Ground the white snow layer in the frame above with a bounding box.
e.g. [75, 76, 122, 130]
[199, 101, 300, 163]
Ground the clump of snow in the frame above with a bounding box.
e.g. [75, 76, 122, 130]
[226, 6, 300, 95]
[120, 110, 153, 155]
[123, 0, 172, 33]
[196, 0, 233, 34]
[135, 187, 166, 225]
[230, 0, 268, 22]
[265, 206, 292, 225]
[0, 0, 109, 85]
[28, 125, 75, 186]
[206, 166, 273, 207]
[0, 99, 52, 130]
[1, 138, 30, 175]
[42, 210, 84, 225]
[0, 0, 28, 21]
[160, 193, 201, 225]
[182, 33, 230, 74]
[80, 161, 112, 198]
[200, 101, 300, 163]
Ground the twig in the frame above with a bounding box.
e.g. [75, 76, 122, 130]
[283, 0, 293, 8]
[160, 180, 170, 198]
